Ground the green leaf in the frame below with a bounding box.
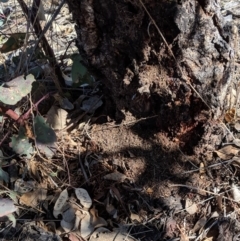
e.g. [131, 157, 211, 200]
[70, 53, 93, 86]
[35, 142, 56, 158]
[0, 167, 9, 183]
[9, 126, 34, 158]
[7, 214, 16, 227]
[7, 191, 18, 203]
[0, 33, 26, 53]
[0, 74, 35, 105]
[34, 116, 57, 158]
[0, 199, 17, 218]
[0, 191, 18, 203]
[50, 172, 58, 177]
[34, 116, 57, 143]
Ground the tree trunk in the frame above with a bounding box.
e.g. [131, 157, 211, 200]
[66, 0, 239, 158]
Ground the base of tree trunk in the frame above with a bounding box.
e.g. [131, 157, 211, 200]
[67, 0, 239, 157]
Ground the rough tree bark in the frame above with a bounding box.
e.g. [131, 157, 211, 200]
[66, 0, 239, 159]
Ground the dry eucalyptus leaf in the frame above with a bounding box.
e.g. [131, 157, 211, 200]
[165, 218, 177, 238]
[14, 179, 36, 193]
[215, 145, 240, 160]
[179, 227, 189, 241]
[190, 217, 207, 234]
[76, 210, 94, 238]
[103, 172, 128, 182]
[74, 211, 82, 233]
[234, 122, 240, 132]
[68, 233, 81, 241]
[185, 198, 198, 215]
[53, 189, 68, 218]
[226, 88, 236, 108]
[89, 207, 107, 228]
[231, 156, 240, 169]
[62, 207, 76, 223]
[20, 191, 39, 207]
[89, 228, 111, 241]
[204, 236, 214, 241]
[75, 188, 92, 209]
[233, 139, 240, 147]
[231, 183, 240, 201]
[0, 198, 17, 217]
[29, 160, 41, 181]
[35, 183, 48, 201]
[61, 219, 74, 233]
[224, 108, 236, 123]
[130, 212, 141, 222]
[46, 106, 68, 130]
[180, 233, 189, 241]
[210, 211, 219, 219]
[89, 227, 136, 241]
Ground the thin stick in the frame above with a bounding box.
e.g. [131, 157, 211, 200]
[78, 143, 89, 184]
[183, 159, 233, 174]
[170, 184, 240, 204]
[17, 0, 65, 92]
[0, 131, 11, 147]
[28, 0, 66, 64]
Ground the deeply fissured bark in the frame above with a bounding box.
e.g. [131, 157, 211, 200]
[67, 0, 236, 154]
